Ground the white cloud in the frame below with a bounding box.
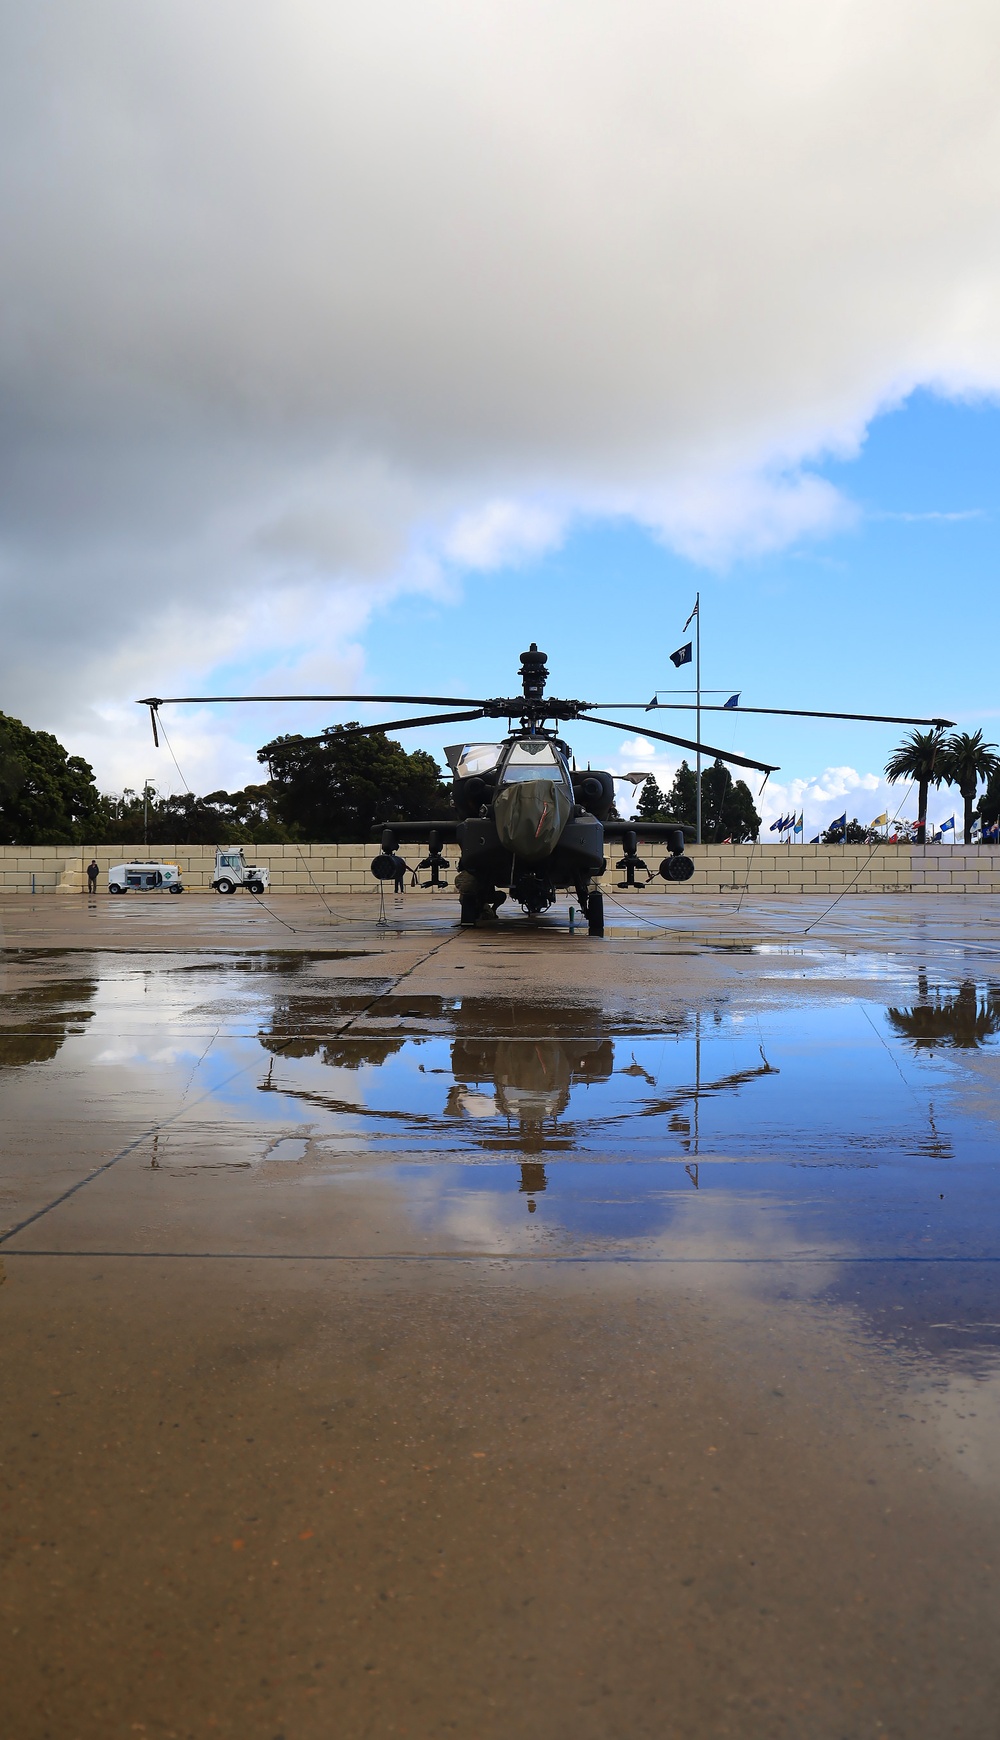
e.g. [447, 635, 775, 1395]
[443, 500, 565, 572]
[5, 0, 1000, 780]
[603, 738, 937, 834]
[757, 767, 895, 834]
[620, 472, 857, 568]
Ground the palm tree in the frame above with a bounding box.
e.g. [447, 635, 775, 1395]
[884, 728, 946, 845]
[939, 730, 1000, 843]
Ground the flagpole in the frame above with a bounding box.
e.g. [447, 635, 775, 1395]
[695, 591, 702, 847]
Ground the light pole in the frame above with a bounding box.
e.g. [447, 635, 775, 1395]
[143, 779, 156, 847]
[694, 593, 702, 846]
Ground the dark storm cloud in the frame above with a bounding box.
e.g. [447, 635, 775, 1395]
[2, 0, 1000, 782]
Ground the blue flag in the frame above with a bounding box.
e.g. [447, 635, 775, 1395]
[809, 834, 821, 844]
[831, 812, 846, 829]
[670, 642, 693, 669]
[723, 693, 740, 708]
[940, 816, 955, 833]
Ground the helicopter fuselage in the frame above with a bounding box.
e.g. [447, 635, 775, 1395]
[452, 733, 606, 914]
[377, 727, 690, 929]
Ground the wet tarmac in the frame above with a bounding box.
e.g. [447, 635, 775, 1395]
[2, 893, 1000, 1736]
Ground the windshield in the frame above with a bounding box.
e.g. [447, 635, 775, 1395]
[501, 740, 568, 784]
[453, 743, 503, 780]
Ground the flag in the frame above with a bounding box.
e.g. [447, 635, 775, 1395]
[723, 693, 740, 708]
[870, 812, 888, 828]
[831, 812, 846, 828]
[769, 816, 783, 832]
[793, 813, 803, 835]
[670, 642, 693, 668]
[683, 600, 699, 632]
[940, 816, 955, 834]
[809, 834, 820, 843]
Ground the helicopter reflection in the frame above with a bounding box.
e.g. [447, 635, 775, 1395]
[887, 977, 1000, 1051]
[255, 995, 779, 1206]
[446, 1028, 615, 1210]
[446, 1032, 615, 1150]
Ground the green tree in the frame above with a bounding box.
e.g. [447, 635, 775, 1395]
[700, 760, 761, 842]
[260, 725, 453, 841]
[979, 766, 1000, 833]
[665, 760, 697, 829]
[885, 728, 947, 845]
[636, 775, 668, 822]
[200, 785, 293, 843]
[659, 758, 758, 840]
[938, 730, 999, 843]
[98, 784, 296, 847]
[0, 711, 103, 844]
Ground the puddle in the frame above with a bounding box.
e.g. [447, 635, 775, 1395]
[171, 951, 370, 974]
[3, 951, 1000, 1374]
[0, 978, 97, 1066]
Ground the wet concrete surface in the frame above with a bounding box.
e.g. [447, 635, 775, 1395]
[2, 893, 1000, 1737]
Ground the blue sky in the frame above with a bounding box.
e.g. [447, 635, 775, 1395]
[296, 390, 998, 834]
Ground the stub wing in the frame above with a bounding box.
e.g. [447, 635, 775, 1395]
[370, 821, 461, 844]
[604, 820, 695, 842]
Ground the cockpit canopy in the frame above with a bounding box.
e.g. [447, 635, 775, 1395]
[447, 736, 574, 821]
[448, 742, 503, 780]
[499, 739, 570, 785]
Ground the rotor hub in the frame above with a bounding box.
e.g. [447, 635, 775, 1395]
[519, 643, 549, 701]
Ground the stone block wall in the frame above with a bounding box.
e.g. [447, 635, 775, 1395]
[1, 840, 999, 896]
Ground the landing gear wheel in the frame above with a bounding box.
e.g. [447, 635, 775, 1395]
[587, 890, 605, 937]
[215, 878, 234, 894]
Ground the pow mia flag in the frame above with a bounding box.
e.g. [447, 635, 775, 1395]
[669, 641, 693, 668]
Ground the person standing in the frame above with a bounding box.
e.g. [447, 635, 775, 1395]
[86, 858, 100, 894]
[392, 854, 409, 894]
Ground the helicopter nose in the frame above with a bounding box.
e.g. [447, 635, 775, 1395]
[493, 779, 570, 860]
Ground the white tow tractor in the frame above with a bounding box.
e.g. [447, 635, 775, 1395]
[211, 846, 270, 895]
[108, 860, 185, 894]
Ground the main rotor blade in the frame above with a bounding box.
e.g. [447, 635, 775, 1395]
[137, 693, 487, 707]
[262, 708, 488, 754]
[583, 715, 779, 775]
[590, 702, 954, 727]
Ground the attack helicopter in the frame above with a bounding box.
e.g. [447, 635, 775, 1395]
[138, 643, 953, 938]
[141, 643, 779, 936]
[350, 643, 782, 935]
